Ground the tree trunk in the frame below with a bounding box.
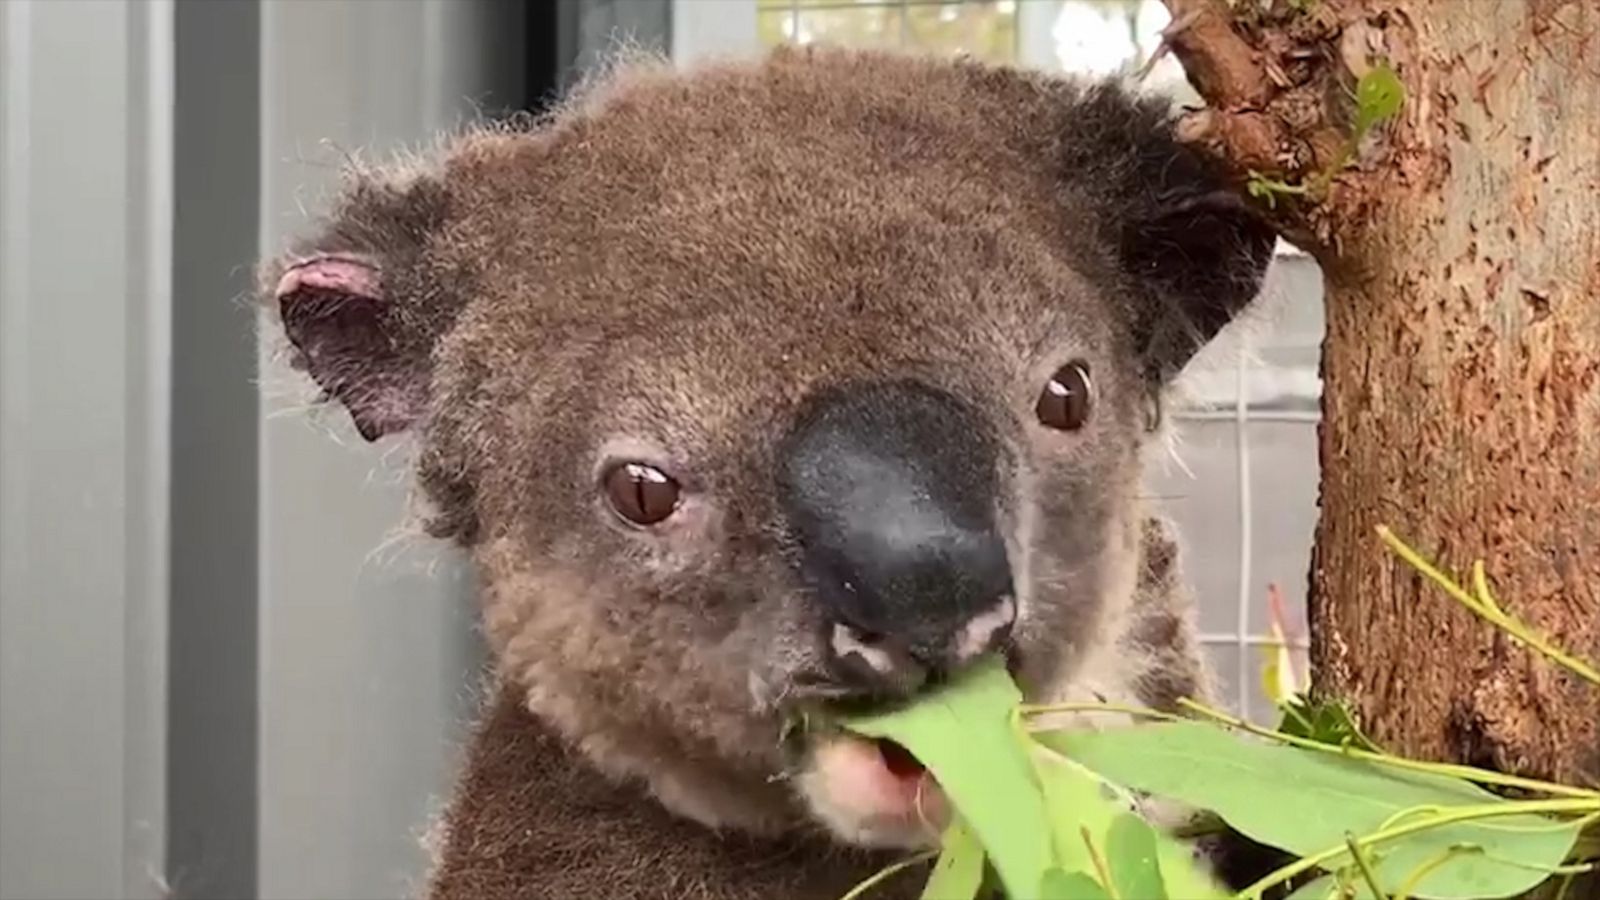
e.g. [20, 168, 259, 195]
[1159, 0, 1599, 787]
[1311, 0, 1600, 791]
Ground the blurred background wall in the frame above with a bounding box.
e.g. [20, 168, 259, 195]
[0, 2, 1321, 898]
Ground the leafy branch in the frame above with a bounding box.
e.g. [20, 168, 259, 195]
[1376, 525, 1600, 686]
[826, 523, 1599, 900]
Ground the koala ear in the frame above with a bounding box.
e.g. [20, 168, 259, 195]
[265, 174, 458, 441]
[273, 254, 420, 440]
[1064, 83, 1278, 383]
[1120, 186, 1276, 382]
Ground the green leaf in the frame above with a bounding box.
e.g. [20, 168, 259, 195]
[1153, 834, 1229, 900]
[1105, 814, 1168, 900]
[1275, 695, 1384, 753]
[1031, 739, 1226, 899]
[1038, 721, 1583, 898]
[1354, 61, 1405, 136]
[1031, 742, 1124, 876]
[920, 816, 986, 900]
[842, 657, 1053, 899]
[1038, 867, 1110, 900]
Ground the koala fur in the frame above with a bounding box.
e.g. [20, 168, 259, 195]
[262, 45, 1278, 899]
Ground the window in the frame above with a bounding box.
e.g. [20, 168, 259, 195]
[676, 0, 1324, 724]
[752, 0, 1196, 98]
[756, 0, 1019, 64]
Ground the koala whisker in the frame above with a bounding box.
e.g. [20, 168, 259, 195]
[911, 777, 943, 844]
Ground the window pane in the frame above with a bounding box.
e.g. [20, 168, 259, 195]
[794, 5, 906, 49]
[762, 0, 890, 7]
[1200, 643, 1245, 718]
[1143, 420, 1241, 638]
[1047, 0, 1142, 74]
[757, 10, 797, 47]
[1246, 422, 1318, 638]
[905, 2, 1018, 65]
[1020, 1, 1198, 101]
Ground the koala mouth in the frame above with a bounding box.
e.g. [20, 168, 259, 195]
[875, 737, 926, 779]
[783, 609, 1023, 845]
[788, 653, 1023, 846]
[801, 729, 949, 846]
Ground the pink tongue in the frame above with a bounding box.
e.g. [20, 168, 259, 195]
[876, 739, 926, 779]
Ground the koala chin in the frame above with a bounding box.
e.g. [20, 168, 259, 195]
[262, 45, 1282, 899]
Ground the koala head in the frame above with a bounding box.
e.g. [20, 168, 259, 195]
[265, 47, 1272, 852]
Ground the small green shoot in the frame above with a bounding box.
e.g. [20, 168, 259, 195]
[1244, 59, 1408, 209]
[1246, 172, 1310, 210]
[1352, 62, 1405, 144]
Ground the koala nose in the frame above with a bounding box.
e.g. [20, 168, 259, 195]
[777, 380, 1015, 677]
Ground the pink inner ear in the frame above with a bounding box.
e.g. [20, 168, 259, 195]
[275, 253, 382, 301]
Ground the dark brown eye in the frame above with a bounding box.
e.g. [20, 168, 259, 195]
[1036, 362, 1094, 431]
[603, 462, 682, 526]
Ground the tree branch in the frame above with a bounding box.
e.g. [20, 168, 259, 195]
[1162, 0, 1274, 108]
[1156, 0, 1389, 257]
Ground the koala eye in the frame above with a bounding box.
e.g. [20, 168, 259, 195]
[603, 462, 682, 526]
[1036, 361, 1094, 431]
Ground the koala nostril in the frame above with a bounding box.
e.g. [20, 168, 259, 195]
[828, 622, 927, 694]
[780, 380, 1015, 671]
[830, 624, 890, 673]
[951, 596, 1017, 662]
[823, 598, 1014, 698]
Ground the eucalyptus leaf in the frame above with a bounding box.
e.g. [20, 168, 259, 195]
[842, 657, 1052, 899]
[1105, 813, 1168, 900]
[1031, 743, 1123, 877]
[1039, 721, 1582, 898]
[1038, 867, 1109, 900]
[1031, 740, 1226, 899]
[920, 816, 986, 900]
[1153, 833, 1229, 900]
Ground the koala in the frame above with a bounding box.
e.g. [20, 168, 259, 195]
[262, 46, 1281, 900]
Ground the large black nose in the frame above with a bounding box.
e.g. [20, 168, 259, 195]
[777, 380, 1014, 671]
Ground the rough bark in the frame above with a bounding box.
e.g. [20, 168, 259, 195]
[1158, 0, 1599, 788]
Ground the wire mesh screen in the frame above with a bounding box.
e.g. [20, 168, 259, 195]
[751, 0, 1324, 724]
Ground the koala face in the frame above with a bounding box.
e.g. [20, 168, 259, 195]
[267, 48, 1272, 852]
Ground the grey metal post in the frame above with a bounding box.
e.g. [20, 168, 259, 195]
[0, 2, 174, 897]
